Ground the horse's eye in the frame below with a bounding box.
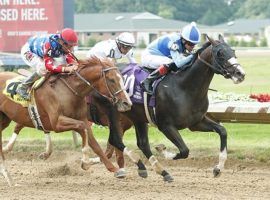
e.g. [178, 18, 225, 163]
[217, 50, 223, 58]
[232, 49, 237, 58]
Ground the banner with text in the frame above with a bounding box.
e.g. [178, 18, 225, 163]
[0, 0, 64, 52]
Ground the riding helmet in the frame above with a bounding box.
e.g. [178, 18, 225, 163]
[116, 32, 135, 47]
[181, 22, 201, 44]
[60, 28, 78, 46]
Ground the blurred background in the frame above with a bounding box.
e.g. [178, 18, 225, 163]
[1, 0, 270, 69]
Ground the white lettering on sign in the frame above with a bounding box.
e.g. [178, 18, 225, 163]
[21, 8, 47, 21]
[0, 9, 18, 21]
[12, 0, 39, 5]
[0, 0, 10, 5]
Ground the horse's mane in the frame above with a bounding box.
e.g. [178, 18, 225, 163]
[184, 41, 211, 68]
[78, 56, 114, 68]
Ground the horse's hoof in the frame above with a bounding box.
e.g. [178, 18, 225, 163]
[213, 166, 221, 177]
[38, 152, 50, 160]
[81, 160, 91, 171]
[163, 174, 174, 182]
[138, 169, 148, 178]
[114, 168, 126, 178]
[155, 144, 166, 152]
[2, 147, 9, 153]
[89, 157, 101, 164]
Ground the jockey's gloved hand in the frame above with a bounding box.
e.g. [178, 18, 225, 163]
[62, 64, 78, 73]
[166, 63, 178, 72]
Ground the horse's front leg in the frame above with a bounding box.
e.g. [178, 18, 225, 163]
[2, 123, 23, 153]
[85, 124, 118, 173]
[158, 123, 190, 159]
[54, 115, 117, 173]
[189, 116, 227, 177]
[107, 107, 147, 179]
[134, 122, 173, 182]
[39, 132, 53, 160]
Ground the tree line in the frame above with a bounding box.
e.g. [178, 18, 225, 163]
[75, 0, 270, 25]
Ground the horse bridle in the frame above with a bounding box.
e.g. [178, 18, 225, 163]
[198, 43, 240, 79]
[74, 66, 124, 104]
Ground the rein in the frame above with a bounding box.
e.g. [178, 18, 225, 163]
[60, 66, 123, 104]
[197, 44, 232, 78]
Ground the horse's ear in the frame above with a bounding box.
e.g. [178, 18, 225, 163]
[218, 34, 225, 43]
[206, 34, 217, 46]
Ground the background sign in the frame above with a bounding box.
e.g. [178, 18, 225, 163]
[0, 0, 73, 52]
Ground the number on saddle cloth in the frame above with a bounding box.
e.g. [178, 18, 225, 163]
[3, 76, 45, 107]
[3, 76, 29, 107]
[121, 63, 160, 106]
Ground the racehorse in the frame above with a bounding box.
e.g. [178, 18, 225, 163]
[87, 35, 246, 181]
[0, 57, 132, 186]
[3, 35, 246, 183]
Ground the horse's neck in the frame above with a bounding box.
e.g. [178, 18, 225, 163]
[180, 47, 214, 98]
[67, 65, 101, 97]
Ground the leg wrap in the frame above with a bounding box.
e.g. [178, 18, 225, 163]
[123, 147, 139, 163]
[149, 155, 164, 174]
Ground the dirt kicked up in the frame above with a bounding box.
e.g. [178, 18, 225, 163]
[0, 150, 270, 200]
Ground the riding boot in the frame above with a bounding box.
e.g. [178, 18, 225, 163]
[141, 64, 169, 95]
[16, 72, 41, 100]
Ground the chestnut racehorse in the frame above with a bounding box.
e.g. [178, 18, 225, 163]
[0, 57, 132, 186]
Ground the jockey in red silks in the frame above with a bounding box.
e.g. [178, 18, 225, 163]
[16, 28, 79, 100]
[86, 32, 137, 64]
[141, 22, 201, 95]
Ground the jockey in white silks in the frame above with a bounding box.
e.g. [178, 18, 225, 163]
[86, 32, 137, 64]
[141, 22, 201, 95]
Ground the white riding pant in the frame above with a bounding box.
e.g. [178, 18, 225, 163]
[141, 50, 172, 69]
[21, 43, 47, 76]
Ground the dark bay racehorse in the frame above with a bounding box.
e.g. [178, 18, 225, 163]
[87, 35, 246, 181]
[0, 57, 132, 186]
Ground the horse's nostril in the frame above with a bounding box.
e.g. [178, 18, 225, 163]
[236, 71, 243, 77]
[123, 101, 130, 107]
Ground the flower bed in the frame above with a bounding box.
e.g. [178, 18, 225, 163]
[249, 94, 270, 102]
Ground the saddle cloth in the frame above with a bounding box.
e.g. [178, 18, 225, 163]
[121, 63, 162, 107]
[3, 75, 45, 107]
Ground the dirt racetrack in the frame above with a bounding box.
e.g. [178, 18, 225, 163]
[0, 148, 270, 200]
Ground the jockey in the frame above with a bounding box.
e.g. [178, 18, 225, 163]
[86, 32, 137, 64]
[16, 28, 79, 100]
[141, 22, 201, 95]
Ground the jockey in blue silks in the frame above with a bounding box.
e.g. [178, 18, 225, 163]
[16, 28, 79, 100]
[141, 22, 201, 95]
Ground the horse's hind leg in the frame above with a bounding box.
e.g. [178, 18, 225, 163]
[189, 116, 227, 177]
[0, 113, 14, 186]
[134, 122, 173, 182]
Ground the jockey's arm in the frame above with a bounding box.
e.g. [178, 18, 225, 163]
[43, 42, 64, 73]
[66, 53, 78, 65]
[170, 51, 193, 69]
[44, 56, 64, 73]
[126, 50, 137, 64]
[168, 41, 193, 69]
